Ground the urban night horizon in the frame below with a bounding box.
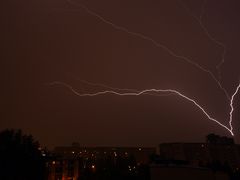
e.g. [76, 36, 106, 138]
[1, 0, 240, 179]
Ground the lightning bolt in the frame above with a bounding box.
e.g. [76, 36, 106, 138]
[50, 1, 240, 136]
[229, 83, 240, 133]
[49, 81, 240, 136]
[66, 0, 229, 100]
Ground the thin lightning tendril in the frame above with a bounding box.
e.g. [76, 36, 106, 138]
[66, 0, 229, 99]
[179, 0, 228, 98]
[75, 79, 174, 97]
[199, 0, 227, 79]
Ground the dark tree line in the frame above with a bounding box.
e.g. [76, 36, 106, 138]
[0, 129, 46, 180]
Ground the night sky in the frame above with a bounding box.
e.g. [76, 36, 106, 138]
[1, 0, 240, 149]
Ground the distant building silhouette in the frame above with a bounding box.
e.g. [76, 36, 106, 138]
[206, 133, 235, 145]
[46, 134, 240, 180]
[47, 145, 154, 180]
[148, 134, 240, 180]
[150, 164, 229, 180]
[158, 134, 240, 169]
